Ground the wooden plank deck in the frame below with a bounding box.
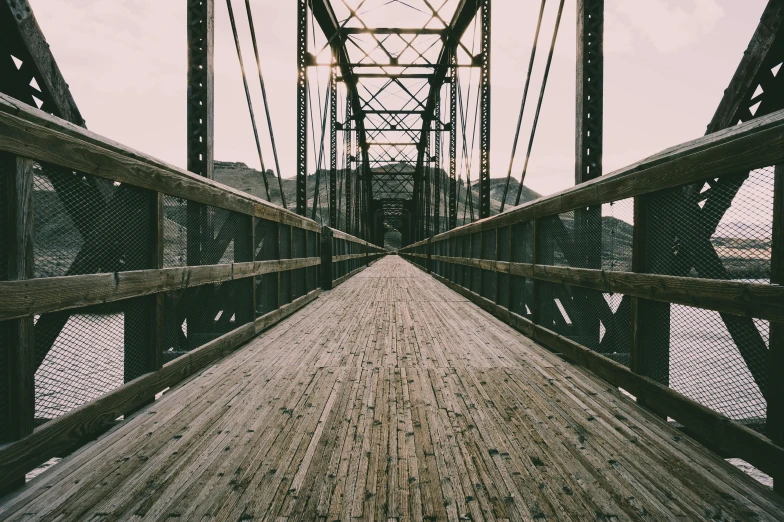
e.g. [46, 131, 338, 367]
[1, 255, 782, 521]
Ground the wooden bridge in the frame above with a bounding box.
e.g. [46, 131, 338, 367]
[1, 0, 784, 520]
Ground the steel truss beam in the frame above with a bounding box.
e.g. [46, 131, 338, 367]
[187, 0, 214, 180]
[310, 0, 373, 237]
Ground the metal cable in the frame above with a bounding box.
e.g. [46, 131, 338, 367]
[244, 0, 286, 207]
[514, 0, 566, 206]
[226, 0, 271, 202]
[500, 0, 547, 212]
[310, 82, 331, 222]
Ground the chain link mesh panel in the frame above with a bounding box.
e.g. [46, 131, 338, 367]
[511, 221, 533, 263]
[279, 225, 292, 305]
[162, 280, 251, 363]
[642, 168, 774, 430]
[307, 230, 318, 291]
[481, 230, 496, 300]
[34, 298, 150, 420]
[292, 228, 306, 298]
[497, 227, 511, 309]
[254, 219, 279, 316]
[649, 305, 769, 427]
[163, 195, 188, 267]
[33, 163, 152, 278]
[601, 199, 634, 271]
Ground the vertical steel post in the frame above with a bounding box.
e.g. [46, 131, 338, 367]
[424, 130, 431, 238]
[187, 0, 214, 179]
[296, 0, 309, 216]
[329, 49, 338, 228]
[479, 0, 491, 219]
[449, 50, 458, 230]
[575, 0, 603, 185]
[186, 0, 214, 350]
[574, 0, 604, 349]
[354, 133, 361, 236]
[345, 96, 352, 234]
[434, 94, 441, 234]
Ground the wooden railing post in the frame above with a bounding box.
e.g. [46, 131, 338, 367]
[249, 216, 257, 319]
[631, 194, 667, 417]
[530, 220, 540, 325]
[320, 226, 333, 290]
[1, 154, 34, 493]
[770, 165, 783, 494]
[234, 214, 254, 325]
[426, 237, 432, 273]
[151, 192, 164, 372]
[123, 190, 163, 414]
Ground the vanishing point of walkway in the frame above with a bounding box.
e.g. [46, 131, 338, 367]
[1, 256, 782, 521]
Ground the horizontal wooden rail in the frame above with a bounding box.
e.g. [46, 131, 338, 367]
[0, 94, 319, 231]
[330, 227, 378, 246]
[401, 259, 784, 479]
[332, 253, 369, 262]
[0, 288, 320, 491]
[402, 108, 784, 243]
[0, 258, 320, 320]
[427, 255, 784, 322]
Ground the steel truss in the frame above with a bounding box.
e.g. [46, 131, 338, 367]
[301, 0, 484, 246]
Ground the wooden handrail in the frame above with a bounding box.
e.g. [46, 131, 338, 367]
[0, 94, 320, 232]
[399, 107, 784, 244]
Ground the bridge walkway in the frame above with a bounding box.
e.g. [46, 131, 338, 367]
[1, 256, 782, 521]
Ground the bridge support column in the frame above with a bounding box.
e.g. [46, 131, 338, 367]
[0, 154, 34, 494]
[187, 0, 214, 180]
[329, 50, 338, 228]
[478, 0, 491, 219]
[295, 0, 308, 216]
[449, 50, 457, 230]
[574, 0, 603, 353]
[320, 226, 333, 290]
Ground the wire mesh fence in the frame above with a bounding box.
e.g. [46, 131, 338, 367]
[0, 159, 322, 429]
[33, 162, 153, 277]
[162, 280, 251, 363]
[403, 166, 775, 436]
[34, 298, 150, 420]
[641, 169, 774, 430]
[255, 218, 279, 316]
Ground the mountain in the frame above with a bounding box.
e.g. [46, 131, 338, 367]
[213, 161, 542, 226]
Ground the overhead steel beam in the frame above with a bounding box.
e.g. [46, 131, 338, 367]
[0, 0, 84, 126]
[309, 1, 370, 172]
[342, 27, 445, 35]
[417, 0, 481, 231]
[187, 0, 214, 180]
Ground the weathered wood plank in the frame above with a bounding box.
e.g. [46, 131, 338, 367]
[0, 287, 320, 492]
[0, 94, 320, 232]
[424, 255, 784, 322]
[423, 263, 784, 481]
[0, 257, 321, 320]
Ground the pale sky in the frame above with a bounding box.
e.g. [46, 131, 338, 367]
[34, 0, 767, 197]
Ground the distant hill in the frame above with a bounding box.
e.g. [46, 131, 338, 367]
[213, 161, 542, 227]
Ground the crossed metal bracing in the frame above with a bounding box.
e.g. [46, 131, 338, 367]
[304, 0, 486, 245]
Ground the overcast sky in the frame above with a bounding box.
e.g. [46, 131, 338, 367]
[34, 0, 766, 197]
